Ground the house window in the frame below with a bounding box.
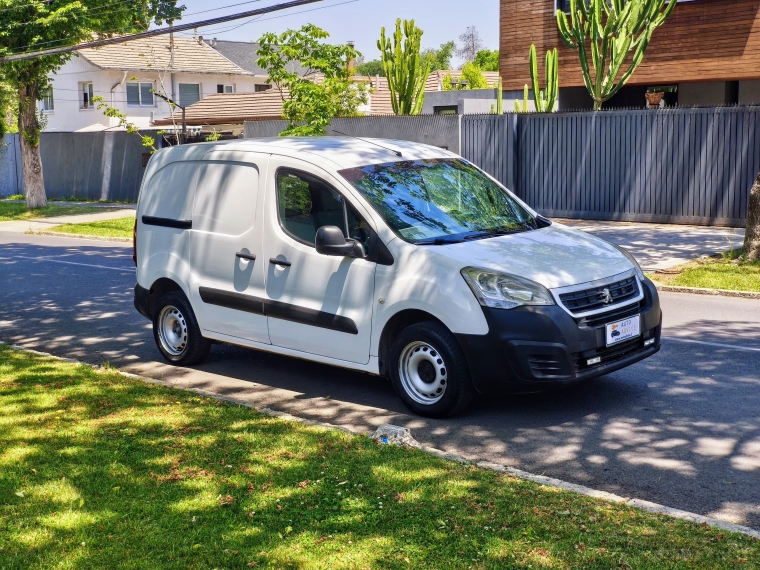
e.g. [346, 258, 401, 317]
[217, 84, 234, 94]
[41, 87, 54, 112]
[255, 84, 272, 93]
[178, 83, 201, 107]
[126, 82, 155, 106]
[555, 0, 571, 13]
[79, 82, 94, 109]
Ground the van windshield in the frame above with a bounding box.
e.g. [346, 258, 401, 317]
[339, 159, 536, 244]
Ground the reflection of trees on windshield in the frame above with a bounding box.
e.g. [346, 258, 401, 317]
[340, 159, 533, 242]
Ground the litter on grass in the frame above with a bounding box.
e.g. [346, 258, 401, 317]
[371, 424, 419, 447]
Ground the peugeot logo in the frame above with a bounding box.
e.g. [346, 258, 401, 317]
[599, 288, 613, 305]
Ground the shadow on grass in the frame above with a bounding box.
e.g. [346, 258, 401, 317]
[1, 346, 758, 570]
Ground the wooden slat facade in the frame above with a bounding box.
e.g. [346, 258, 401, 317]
[500, 0, 760, 91]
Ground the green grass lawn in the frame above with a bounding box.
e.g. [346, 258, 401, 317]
[0, 202, 107, 222]
[1, 345, 758, 569]
[48, 217, 134, 238]
[649, 249, 760, 292]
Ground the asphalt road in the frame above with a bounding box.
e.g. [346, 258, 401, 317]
[1, 232, 759, 530]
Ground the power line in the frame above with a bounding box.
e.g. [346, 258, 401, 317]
[1, 0, 327, 62]
[190, 0, 357, 36]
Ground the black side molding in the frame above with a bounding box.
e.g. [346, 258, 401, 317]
[142, 215, 192, 230]
[265, 299, 358, 335]
[199, 287, 265, 316]
[199, 287, 358, 335]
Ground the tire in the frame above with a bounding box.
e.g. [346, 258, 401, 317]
[389, 321, 475, 418]
[152, 291, 211, 366]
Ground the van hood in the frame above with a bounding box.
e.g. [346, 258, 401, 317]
[427, 223, 632, 289]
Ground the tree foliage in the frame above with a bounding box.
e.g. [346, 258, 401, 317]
[355, 59, 385, 77]
[0, 0, 183, 208]
[557, 0, 676, 110]
[422, 41, 456, 72]
[459, 62, 488, 90]
[0, 81, 17, 135]
[257, 24, 368, 136]
[473, 49, 499, 72]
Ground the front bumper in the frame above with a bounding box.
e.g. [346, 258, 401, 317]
[454, 278, 662, 394]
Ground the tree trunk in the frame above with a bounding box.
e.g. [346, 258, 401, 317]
[17, 82, 46, 209]
[743, 170, 760, 261]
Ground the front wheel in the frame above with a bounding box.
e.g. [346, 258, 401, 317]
[389, 322, 475, 418]
[152, 291, 211, 366]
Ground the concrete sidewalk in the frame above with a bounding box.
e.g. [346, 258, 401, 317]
[0, 208, 136, 233]
[557, 219, 746, 271]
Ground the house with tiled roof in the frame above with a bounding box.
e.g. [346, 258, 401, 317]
[152, 75, 395, 133]
[41, 35, 272, 132]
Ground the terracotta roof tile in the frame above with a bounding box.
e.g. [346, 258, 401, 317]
[154, 75, 396, 126]
[78, 36, 250, 75]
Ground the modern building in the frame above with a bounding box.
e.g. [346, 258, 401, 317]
[500, 0, 760, 109]
[41, 36, 271, 132]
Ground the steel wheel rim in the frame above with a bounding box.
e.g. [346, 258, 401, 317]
[398, 341, 448, 405]
[158, 305, 188, 356]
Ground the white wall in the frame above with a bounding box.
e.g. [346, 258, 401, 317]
[42, 56, 269, 132]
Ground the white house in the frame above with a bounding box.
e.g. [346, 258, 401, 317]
[41, 36, 272, 132]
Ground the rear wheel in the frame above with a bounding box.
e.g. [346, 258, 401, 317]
[389, 321, 475, 418]
[152, 291, 211, 366]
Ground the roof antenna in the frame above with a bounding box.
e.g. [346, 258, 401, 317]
[330, 129, 402, 157]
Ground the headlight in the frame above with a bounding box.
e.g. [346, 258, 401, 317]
[611, 244, 646, 280]
[461, 267, 555, 309]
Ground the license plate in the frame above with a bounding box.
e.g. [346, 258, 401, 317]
[606, 315, 641, 346]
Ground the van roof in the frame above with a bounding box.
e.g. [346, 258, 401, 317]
[154, 136, 456, 169]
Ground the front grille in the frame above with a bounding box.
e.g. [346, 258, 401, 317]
[559, 276, 639, 314]
[580, 302, 641, 329]
[575, 337, 643, 372]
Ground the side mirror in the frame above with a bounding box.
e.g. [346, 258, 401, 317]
[316, 226, 356, 256]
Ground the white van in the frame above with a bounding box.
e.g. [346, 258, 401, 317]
[133, 137, 661, 417]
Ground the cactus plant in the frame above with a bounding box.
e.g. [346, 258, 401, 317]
[557, 0, 676, 110]
[530, 44, 558, 112]
[515, 84, 529, 113]
[378, 19, 430, 115]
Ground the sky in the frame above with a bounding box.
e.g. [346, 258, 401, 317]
[170, 0, 500, 66]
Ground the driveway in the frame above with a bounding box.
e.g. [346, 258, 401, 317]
[557, 219, 745, 271]
[1, 232, 759, 530]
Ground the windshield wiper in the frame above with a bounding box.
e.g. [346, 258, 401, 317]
[416, 237, 464, 246]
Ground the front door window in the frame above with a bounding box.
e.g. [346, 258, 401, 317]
[276, 168, 370, 251]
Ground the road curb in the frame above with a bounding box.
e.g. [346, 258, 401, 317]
[28, 230, 132, 243]
[2, 340, 759, 541]
[653, 282, 760, 300]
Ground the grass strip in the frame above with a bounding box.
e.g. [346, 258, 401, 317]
[0, 345, 757, 569]
[48, 217, 135, 238]
[649, 249, 760, 293]
[0, 203, 107, 222]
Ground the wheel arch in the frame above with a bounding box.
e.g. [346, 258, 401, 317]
[378, 309, 447, 377]
[147, 277, 184, 319]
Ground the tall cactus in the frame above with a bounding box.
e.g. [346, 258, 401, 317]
[378, 19, 430, 115]
[515, 84, 529, 113]
[530, 44, 558, 112]
[557, 0, 676, 110]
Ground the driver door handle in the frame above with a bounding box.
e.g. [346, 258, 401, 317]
[236, 252, 257, 261]
[269, 257, 291, 267]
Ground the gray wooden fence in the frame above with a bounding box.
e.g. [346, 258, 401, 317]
[460, 106, 760, 227]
